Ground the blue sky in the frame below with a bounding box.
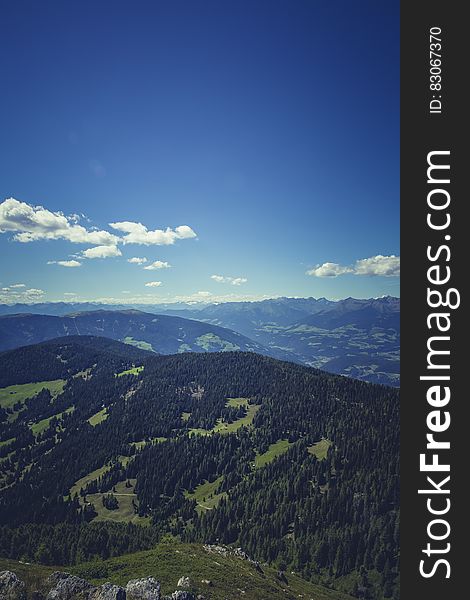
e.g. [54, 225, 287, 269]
[0, 0, 399, 305]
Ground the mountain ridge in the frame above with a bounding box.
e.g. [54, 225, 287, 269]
[0, 310, 284, 360]
[0, 297, 400, 386]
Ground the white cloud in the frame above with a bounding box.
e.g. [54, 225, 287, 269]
[353, 255, 400, 277]
[127, 257, 148, 264]
[64, 292, 78, 296]
[211, 274, 248, 286]
[82, 245, 122, 259]
[47, 260, 82, 268]
[194, 290, 212, 298]
[145, 281, 162, 287]
[306, 263, 353, 277]
[143, 260, 171, 270]
[0, 198, 119, 245]
[10, 283, 26, 289]
[306, 255, 400, 278]
[109, 220, 196, 245]
[0, 286, 45, 304]
[1, 199, 197, 274]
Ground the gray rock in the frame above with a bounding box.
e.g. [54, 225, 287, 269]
[126, 577, 161, 600]
[0, 571, 26, 600]
[171, 593, 196, 600]
[88, 583, 126, 600]
[46, 572, 94, 600]
[176, 577, 190, 589]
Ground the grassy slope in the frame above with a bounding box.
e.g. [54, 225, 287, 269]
[130, 437, 168, 450]
[123, 337, 155, 352]
[0, 380, 65, 422]
[116, 365, 144, 377]
[73, 542, 354, 600]
[195, 333, 240, 351]
[226, 397, 248, 408]
[254, 439, 291, 468]
[0, 436, 15, 447]
[87, 408, 108, 426]
[212, 403, 260, 434]
[70, 464, 112, 497]
[189, 398, 260, 436]
[307, 439, 333, 460]
[0, 543, 354, 599]
[85, 479, 149, 525]
[184, 475, 226, 513]
[67, 457, 148, 526]
[30, 406, 74, 436]
[0, 558, 55, 596]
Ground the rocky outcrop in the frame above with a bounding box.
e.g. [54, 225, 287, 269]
[0, 571, 27, 600]
[161, 592, 197, 600]
[45, 573, 126, 600]
[46, 572, 94, 600]
[170, 592, 196, 600]
[2, 571, 198, 600]
[126, 577, 161, 600]
[175, 577, 190, 590]
[203, 544, 264, 573]
[88, 583, 126, 600]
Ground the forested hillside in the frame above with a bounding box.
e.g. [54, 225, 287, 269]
[0, 339, 399, 599]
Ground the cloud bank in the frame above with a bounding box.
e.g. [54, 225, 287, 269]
[211, 274, 248, 286]
[306, 255, 400, 278]
[0, 286, 45, 304]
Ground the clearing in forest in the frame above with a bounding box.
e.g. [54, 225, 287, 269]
[307, 438, 333, 460]
[189, 398, 260, 436]
[254, 439, 291, 468]
[0, 380, 66, 422]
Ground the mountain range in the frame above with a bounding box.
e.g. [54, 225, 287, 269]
[0, 310, 279, 357]
[0, 296, 400, 385]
